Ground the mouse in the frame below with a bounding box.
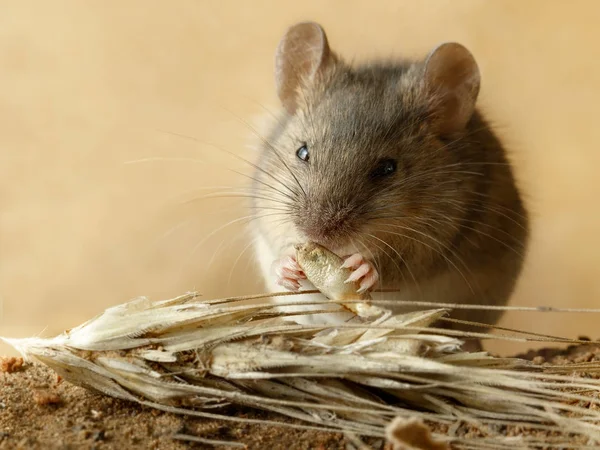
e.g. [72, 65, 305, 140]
[248, 21, 529, 350]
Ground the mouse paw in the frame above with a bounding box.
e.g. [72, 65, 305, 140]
[272, 255, 306, 291]
[341, 253, 379, 293]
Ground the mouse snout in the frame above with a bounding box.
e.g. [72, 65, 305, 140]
[295, 203, 355, 247]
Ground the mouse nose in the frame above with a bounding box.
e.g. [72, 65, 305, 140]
[296, 203, 353, 246]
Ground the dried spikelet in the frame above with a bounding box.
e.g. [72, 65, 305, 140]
[3, 243, 600, 448]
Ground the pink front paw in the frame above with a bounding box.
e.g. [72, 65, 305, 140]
[341, 253, 379, 293]
[272, 255, 306, 291]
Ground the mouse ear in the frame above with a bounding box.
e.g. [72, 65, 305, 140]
[275, 22, 336, 114]
[423, 42, 480, 135]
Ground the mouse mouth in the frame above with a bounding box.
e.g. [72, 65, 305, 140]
[294, 205, 361, 255]
[295, 230, 359, 257]
[329, 242, 361, 258]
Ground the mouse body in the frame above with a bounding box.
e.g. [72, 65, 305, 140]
[249, 22, 529, 340]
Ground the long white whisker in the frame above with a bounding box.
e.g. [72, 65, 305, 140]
[363, 232, 420, 294]
[227, 236, 260, 289]
[182, 212, 285, 273]
[155, 128, 302, 201]
[371, 224, 477, 297]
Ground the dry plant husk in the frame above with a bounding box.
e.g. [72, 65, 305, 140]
[4, 291, 600, 449]
[4, 240, 600, 449]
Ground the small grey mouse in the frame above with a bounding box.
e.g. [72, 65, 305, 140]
[249, 22, 529, 347]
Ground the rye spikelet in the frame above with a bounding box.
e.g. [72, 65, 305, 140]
[3, 243, 600, 448]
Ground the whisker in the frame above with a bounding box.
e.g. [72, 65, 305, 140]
[357, 236, 393, 291]
[204, 234, 234, 280]
[152, 204, 254, 253]
[145, 136, 299, 211]
[218, 108, 308, 201]
[389, 168, 486, 191]
[353, 236, 384, 288]
[470, 191, 530, 221]
[174, 184, 292, 201]
[160, 217, 196, 241]
[181, 192, 291, 211]
[183, 212, 285, 268]
[373, 212, 526, 258]
[383, 161, 519, 195]
[396, 201, 518, 236]
[227, 236, 260, 289]
[405, 214, 479, 249]
[155, 128, 302, 202]
[368, 190, 527, 234]
[371, 224, 477, 297]
[126, 154, 297, 207]
[363, 232, 420, 294]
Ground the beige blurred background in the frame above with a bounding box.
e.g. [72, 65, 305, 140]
[1, 0, 599, 356]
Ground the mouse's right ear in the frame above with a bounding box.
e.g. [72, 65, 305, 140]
[275, 22, 336, 114]
[423, 42, 481, 135]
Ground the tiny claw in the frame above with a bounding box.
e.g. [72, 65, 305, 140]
[273, 254, 305, 292]
[341, 253, 380, 293]
[344, 262, 372, 284]
[357, 269, 379, 293]
[282, 255, 302, 272]
[277, 277, 301, 291]
[281, 267, 306, 280]
[341, 253, 363, 269]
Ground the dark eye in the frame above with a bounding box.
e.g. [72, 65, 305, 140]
[296, 144, 309, 162]
[370, 158, 397, 179]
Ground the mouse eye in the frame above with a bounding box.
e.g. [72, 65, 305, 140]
[296, 144, 309, 162]
[370, 158, 397, 179]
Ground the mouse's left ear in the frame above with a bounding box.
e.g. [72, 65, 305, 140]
[275, 22, 337, 114]
[423, 42, 480, 135]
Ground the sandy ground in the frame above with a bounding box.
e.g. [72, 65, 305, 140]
[0, 358, 359, 450]
[2, 343, 600, 450]
[2, 1, 600, 358]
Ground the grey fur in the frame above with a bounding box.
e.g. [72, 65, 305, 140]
[251, 22, 529, 336]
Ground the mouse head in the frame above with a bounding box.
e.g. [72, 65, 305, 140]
[253, 21, 484, 263]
